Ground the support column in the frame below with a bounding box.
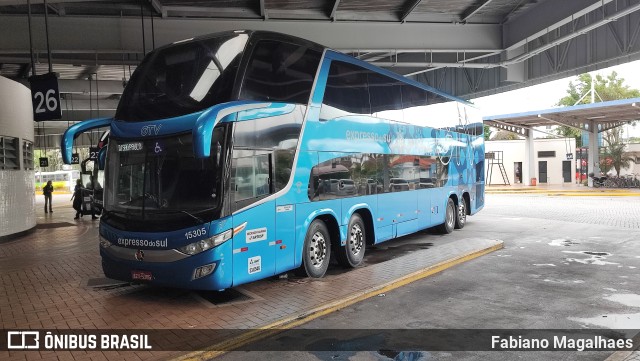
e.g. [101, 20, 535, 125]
[523, 131, 535, 186]
[587, 125, 600, 187]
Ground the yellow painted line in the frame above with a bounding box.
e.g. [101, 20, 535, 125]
[488, 192, 640, 196]
[173, 241, 504, 361]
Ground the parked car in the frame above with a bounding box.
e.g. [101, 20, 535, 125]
[419, 177, 436, 189]
[328, 178, 356, 196]
[389, 178, 410, 192]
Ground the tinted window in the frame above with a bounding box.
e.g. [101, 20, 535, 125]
[234, 114, 302, 150]
[241, 40, 321, 104]
[401, 85, 428, 108]
[232, 113, 304, 207]
[308, 155, 359, 201]
[418, 156, 437, 188]
[368, 73, 403, 121]
[321, 61, 370, 117]
[116, 34, 248, 122]
[233, 152, 271, 202]
[233, 111, 303, 193]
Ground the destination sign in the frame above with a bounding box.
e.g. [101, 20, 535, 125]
[118, 142, 143, 152]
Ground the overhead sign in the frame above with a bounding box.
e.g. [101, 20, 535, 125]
[29, 72, 62, 122]
[39, 157, 49, 167]
[566, 153, 574, 160]
[89, 147, 100, 161]
[71, 153, 80, 165]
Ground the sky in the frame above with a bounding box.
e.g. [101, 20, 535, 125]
[471, 59, 640, 139]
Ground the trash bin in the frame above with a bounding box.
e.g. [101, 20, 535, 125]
[531, 178, 537, 186]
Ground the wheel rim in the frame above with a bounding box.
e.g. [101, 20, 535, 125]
[349, 223, 364, 256]
[458, 201, 466, 225]
[309, 231, 328, 268]
[446, 202, 455, 228]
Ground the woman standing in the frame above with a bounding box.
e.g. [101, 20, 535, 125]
[70, 179, 83, 219]
[43, 180, 53, 214]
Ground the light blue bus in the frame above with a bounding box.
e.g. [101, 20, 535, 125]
[61, 30, 484, 290]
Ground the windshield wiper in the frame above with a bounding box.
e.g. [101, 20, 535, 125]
[153, 209, 205, 224]
[103, 209, 129, 217]
[126, 193, 163, 207]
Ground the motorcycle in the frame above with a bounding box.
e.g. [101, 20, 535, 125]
[588, 173, 607, 188]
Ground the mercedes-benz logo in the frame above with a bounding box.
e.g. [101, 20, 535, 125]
[135, 249, 144, 261]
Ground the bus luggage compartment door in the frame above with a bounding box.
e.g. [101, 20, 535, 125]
[275, 203, 296, 274]
[231, 200, 276, 286]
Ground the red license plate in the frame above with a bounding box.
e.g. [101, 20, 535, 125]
[131, 270, 153, 281]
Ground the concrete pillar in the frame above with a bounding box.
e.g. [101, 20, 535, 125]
[587, 125, 600, 187]
[523, 132, 535, 186]
[0, 77, 36, 238]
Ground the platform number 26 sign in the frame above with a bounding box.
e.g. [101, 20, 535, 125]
[29, 72, 62, 122]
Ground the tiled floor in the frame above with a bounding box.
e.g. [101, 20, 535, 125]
[1, 203, 500, 361]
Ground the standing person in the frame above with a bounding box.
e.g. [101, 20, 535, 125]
[43, 180, 53, 213]
[70, 179, 83, 219]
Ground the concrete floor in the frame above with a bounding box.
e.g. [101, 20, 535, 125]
[217, 194, 640, 361]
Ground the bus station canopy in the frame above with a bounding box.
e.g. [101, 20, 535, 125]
[483, 97, 640, 137]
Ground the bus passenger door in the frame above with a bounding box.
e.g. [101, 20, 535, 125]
[230, 153, 276, 286]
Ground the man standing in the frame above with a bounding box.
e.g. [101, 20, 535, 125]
[43, 180, 53, 213]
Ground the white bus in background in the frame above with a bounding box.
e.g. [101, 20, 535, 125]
[35, 170, 80, 192]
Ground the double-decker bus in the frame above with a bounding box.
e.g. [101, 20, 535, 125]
[61, 30, 484, 290]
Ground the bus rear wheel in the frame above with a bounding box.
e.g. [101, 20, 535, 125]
[335, 213, 366, 268]
[299, 219, 332, 278]
[437, 198, 455, 234]
[455, 197, 467, 229]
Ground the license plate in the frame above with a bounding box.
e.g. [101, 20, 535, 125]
[131, 270, 153, 281]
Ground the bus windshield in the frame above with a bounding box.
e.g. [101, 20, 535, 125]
[103, 129, 226, 222]
[116, 33, 249, 122]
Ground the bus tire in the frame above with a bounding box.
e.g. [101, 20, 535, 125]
[437, 198, 455, 234]
[454, 197, 467, 229]
[335, 213, 366, 268]
[300, 219, 332, 278]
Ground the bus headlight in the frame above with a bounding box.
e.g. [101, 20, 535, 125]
[99, 235, 112, 248]
[178, 229, 232, 256]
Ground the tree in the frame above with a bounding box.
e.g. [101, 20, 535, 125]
[557, 72, 640, 106]
[483, 125, 492, 141]
[601, 128, 633, 176]
[556, 72, 640, 148]
[556, 72, 640, 176]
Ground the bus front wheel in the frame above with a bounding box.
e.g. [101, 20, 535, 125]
[335, 213, 366, 268]
[437, 198, 455, 234]
[300, 219, 332, 278]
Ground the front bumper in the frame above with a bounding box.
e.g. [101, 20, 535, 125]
[100, 241, 233, 290]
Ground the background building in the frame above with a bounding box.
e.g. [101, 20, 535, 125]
[485, 138, 576, 186]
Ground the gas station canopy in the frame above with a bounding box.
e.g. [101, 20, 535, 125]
[483, 97, 640, 187]
[484, 97, 640, 137]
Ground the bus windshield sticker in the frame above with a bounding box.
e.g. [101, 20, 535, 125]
[248, 256, 261, 274]
[246, 228, 267, 243]
[117, 142, 143, 152]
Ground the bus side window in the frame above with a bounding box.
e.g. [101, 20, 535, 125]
[320, 61, 370, 120]
[232, 150, 272, 209]
[241, 40, 321, 104]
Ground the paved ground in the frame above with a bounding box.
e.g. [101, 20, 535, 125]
[1, 195, 499, 361]
[217, 194, 640, 361]
[3, 193, 639, 360]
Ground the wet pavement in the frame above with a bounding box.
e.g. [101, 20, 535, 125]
[1, 197, 500, 361]
[216, 194, 640, 361]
